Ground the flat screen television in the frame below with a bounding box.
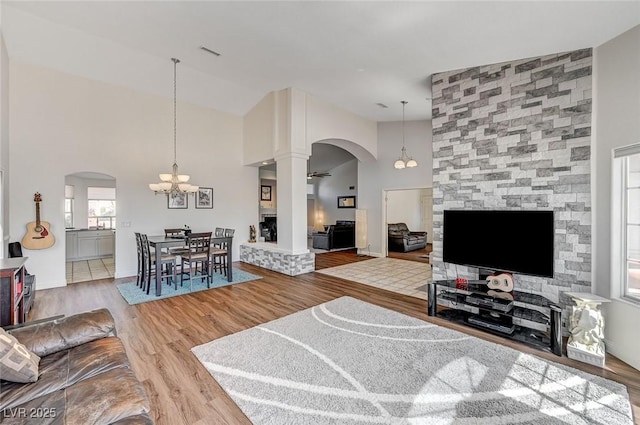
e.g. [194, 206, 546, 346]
[443, 210, 554, 278]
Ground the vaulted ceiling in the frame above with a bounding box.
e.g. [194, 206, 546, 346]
[2, 1, 639, 121]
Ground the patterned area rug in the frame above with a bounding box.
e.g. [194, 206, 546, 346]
[192, 297, 633, 424]
[316, 258, 430, 299]
[116, 268, 262, 305]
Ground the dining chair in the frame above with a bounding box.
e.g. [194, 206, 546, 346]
[140, 233, 177, 294]
[211, 229, 234, 277]
[214, 227, 224, 237]
[164, 228, 189, 256]
[135, 232, 144, 288]
[180, 232, 212, 291]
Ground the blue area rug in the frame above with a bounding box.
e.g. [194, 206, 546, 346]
[116, 268, 262, 305]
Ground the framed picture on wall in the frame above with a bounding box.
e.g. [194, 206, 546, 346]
[196, 187, 213, 209]
[261, 185, 272, 201]
[168, 192, 188, 209]
[337, 195, 356, 208]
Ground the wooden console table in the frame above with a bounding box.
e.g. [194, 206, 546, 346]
[0, 257, 28, 327]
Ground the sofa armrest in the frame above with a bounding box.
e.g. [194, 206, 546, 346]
[408, 231, 427, 237]
[7, 308, 117, 357]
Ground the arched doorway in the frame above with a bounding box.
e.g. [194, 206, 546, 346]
[64, 172, 116, 283]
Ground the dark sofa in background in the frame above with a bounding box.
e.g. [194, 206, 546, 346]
[1, 309, 153, 424]
[312, 220, 355, 250]
[388, 223, 428, 252]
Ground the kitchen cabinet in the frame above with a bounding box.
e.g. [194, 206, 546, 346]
[66, 230, 114, 261]
[66, 231, 78, 259]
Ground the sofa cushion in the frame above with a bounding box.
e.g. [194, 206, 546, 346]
[0, 328, 40, 383]
[1, 367, 150, 425]
[0, 336, 130, 410]
[8, 309, 117, 358]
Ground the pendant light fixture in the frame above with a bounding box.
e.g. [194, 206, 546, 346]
[393, 100, 418, 169]
[149, 58, 199, 195]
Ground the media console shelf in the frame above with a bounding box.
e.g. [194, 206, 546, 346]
[0, 257, 28, 327]
[428, 280, 562, 356]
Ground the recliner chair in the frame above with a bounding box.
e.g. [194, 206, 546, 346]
[387, 223, 427, 252]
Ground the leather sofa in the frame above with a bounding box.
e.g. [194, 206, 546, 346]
[312, 220, 355, 250]
[388, 223, 428, 252]
[1, 309, 153, 424]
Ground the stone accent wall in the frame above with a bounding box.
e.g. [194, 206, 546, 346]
[240, 243, 315, 276]
[431, 49, 592, 304]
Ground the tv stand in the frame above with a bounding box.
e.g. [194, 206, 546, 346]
[428, 280, 562, 356]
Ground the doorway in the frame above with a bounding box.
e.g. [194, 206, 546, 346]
[384, 188, 433, 263]
[64, 172, 116, 283]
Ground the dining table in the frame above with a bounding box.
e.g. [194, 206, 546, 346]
[147, 235, 233, 296]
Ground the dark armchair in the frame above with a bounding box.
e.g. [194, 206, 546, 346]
[388, 223, 427, 252]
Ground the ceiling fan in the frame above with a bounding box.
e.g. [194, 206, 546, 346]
[307, 158, 331, 179]
[307, 170, 331, 179]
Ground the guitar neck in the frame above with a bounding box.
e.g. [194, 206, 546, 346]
[35, 202, 41, 227]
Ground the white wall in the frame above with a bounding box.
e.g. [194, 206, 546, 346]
[386, 189, 423, 231]
[306, 94, 378, 161]
[316, 159, 358, 226]
[359, 119, 432, 256]
[243, 92, 276, 165]
[0, 33, 9, 259]
[9, 61, 257, 289]
[593, 25, 640, 370]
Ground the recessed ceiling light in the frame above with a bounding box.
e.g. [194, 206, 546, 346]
[262, 161, 269, 165]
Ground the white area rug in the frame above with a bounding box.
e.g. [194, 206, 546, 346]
[191, 297, 633, 424]
[316, 258, 431, 299]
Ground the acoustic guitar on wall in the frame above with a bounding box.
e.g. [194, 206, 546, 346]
[22, 192, 55, 250]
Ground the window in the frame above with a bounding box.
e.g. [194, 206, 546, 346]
[614, 145, 640, 302]
[88, 187, 116, 229]
[65, 185, 74, 229]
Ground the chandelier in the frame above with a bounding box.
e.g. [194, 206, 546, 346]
[393, 100, 418, 169]
[149, 58, 199, 195]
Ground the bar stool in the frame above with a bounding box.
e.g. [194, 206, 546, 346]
[180, 232, 212, 291]
[211, 229, 234, 277]
[140, 233, 177, 294]
[135, 232, 145, 288]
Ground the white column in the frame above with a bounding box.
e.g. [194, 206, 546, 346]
[275, 151, 309, 254]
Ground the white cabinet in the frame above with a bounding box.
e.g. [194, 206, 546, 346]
[97, 235, 114, 256]
[66, 231, 78, 259]
[67, 230, 114, 261]
[77, 236, 98, 258]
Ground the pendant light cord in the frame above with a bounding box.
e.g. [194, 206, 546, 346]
[172, 58, 179, 165]
[401, 100, 407, 148]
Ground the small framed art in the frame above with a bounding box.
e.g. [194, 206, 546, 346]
[196, 187, 213, 209]
[261, 185, 272, 201]
[337, 195, 356, 208]
[168, 192, 188, 209]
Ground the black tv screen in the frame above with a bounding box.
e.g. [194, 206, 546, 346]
[443, 210, 554, 278]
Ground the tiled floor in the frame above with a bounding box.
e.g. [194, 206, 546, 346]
[316, 257, 431, 300]
[66, 257, 115, 284]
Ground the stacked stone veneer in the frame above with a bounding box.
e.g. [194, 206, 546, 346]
[240, 243, 315, 276]
[431, 48, 592, 304]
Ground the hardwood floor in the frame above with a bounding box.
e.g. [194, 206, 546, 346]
[30, 259, 640, 424]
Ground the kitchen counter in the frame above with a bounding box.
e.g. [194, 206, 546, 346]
[66, 228, 115, 232]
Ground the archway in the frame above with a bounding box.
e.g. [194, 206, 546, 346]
[64, 171, 116, 283]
